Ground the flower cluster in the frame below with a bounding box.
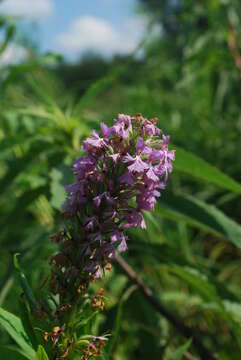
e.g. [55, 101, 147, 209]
[46, 114, 174, 359]
[62, 114, 175, 279]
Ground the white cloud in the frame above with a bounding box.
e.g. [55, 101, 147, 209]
[0, 0, 54, 20]
[0, 44, 27, 66]
[56, 15, 148, 58]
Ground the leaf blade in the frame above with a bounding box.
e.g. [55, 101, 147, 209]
[34, 345, 49, 360]
[157, 192, 241, 249]
[0, 307, 35, 359]
[0, 345, 29, 360]
[167, 339, 192, 360]
[173, 146, 241, 194]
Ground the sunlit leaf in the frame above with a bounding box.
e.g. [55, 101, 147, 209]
[34, 345, 49, 360]
[173, 146, 241, 194]
[157, 192, 241, 249]
[167, 339, 192, 360]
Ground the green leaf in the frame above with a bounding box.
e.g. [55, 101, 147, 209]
[0, 186, 48, 229]
[157, 192, 241, 249]
[14, 254, 38, 313]
[173, 146, 241, 194]
[0, 307, 35, 359]
[0, 345, 29, 360]
[106, 285, 137, 356]
[34, 345, 49, 360]
[167, 266, 221, 303]
[167, 339, 192, 360]
[0, 139, 52, 194]
[18, 297, 38, 349]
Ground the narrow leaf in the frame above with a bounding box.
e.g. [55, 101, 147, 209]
[173, 145, 241, 194]
[0, 345, 29, 360]
[34, 345, 49, 360]
[0, 307, 35, 359]
[19, 297, 38, 349]
[106, 285, 137, 355]
[157, 192, 241, 249]
[167, 339, 192, 360]
[14, 254, 38, 312]
[167, 266, 221, 303]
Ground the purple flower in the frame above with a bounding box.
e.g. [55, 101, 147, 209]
[94, 266, 103, 279]
[112, 114, 132, 140]
[142, 119, 161, 137]
[155, 159, 174, 180]
[149, 150, 164, 163]
[101, 122, 114, 137]
[123, 153, 134, 163]
[74, 156, 95, 169]
[119, 171, 134, 185]
[117, 114, 132, 130]
[93, 194, 102, 207]
[123, 211, 146, 230]
[125, 155, 149, 173]
[109, 153, 120, 164]
[141, 145, 152, 156]
[89, 232, 103, 245]
[163, 134, 170, 144]
[118, 236, 127, 252]
[137, 193, 156, 211]
[98, 242, 115, 260]
[109, 230, 123, 242]
[62, 114, 174, 278]
[73, 156, 96, 180]
[62, 183, 87, 215]
[83, 216, 97, 231]
[167, 149, 175, 161]
[93, 192, 114, 207]
[136, 137, 145, 152]
[83, 130, 106, 151]
[146, 167, 159, 182]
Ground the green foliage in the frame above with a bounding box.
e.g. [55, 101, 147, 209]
[166, 339, 192, 360]
[157, 192, 241, 248]
[0, 345, 29, 360]
[0, 307, 35, 359]
[174, 146, 241, 194]
[14, 254, 38, 313]
[34, 346, 49, 360]
[0, 1, 241, 358]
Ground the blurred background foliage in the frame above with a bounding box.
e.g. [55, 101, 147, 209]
[0, 0, 241, 359]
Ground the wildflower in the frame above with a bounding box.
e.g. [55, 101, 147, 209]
[146, 167, 159, 182]
[119, 171, 134, 185]
[47, 115, 174, 359]
[83, 130, 106, 150]
[109, 153, 120, 164]
[60, 114, 174, 280]
[136, 137, 145, 152]
[126, 155, 149, 173]
[117, 236, 128, 252]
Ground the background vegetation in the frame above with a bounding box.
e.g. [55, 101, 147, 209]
[0, 0, 241, 359]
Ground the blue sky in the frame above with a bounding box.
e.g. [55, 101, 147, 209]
[0, 0, 146, 61]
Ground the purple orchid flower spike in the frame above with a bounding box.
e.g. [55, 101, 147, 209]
[48, 113, 175, 359]
[61, 114, 174, 278]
